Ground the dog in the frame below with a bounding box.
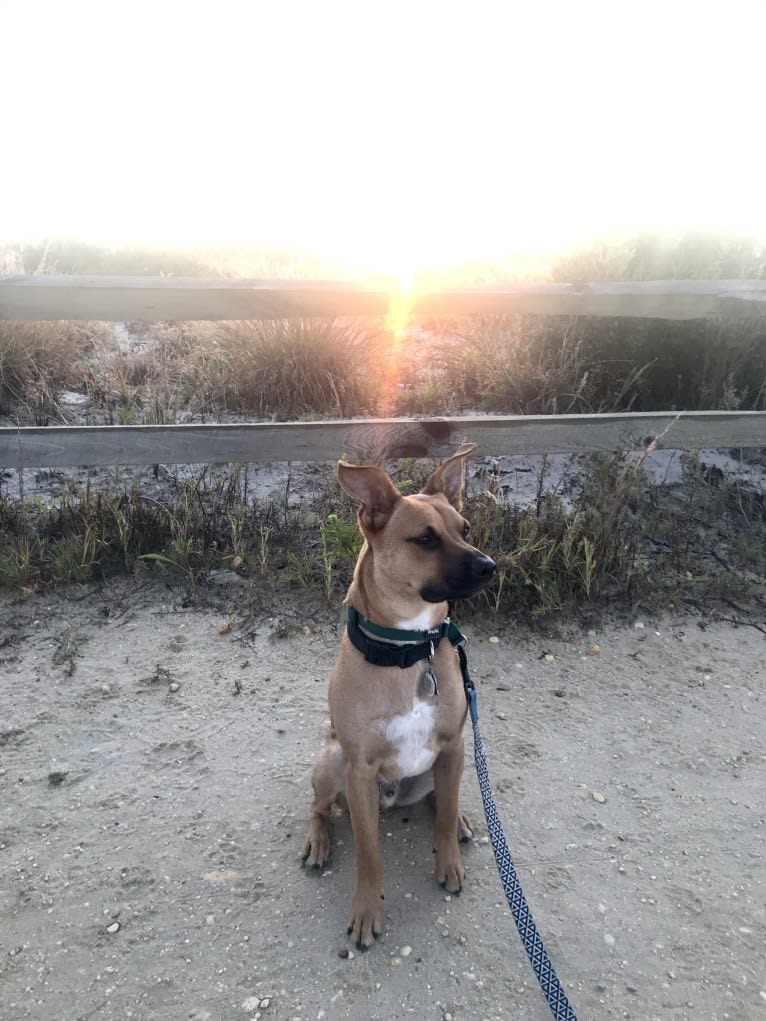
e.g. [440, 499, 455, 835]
[302, 443, 496, 949]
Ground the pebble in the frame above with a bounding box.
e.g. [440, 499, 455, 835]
[259, 998, 271, 1010]
[488, 636, 500, 644]
[496, 711, 507, 720]
[586, 644, 601, 656]
[218, 621, 232, 635]
[633, 621, 645, 629]
[0, 768, 6, 777]
[168, 682, 180, 693]
[544, 653, 555, 662]
[401, 945, 412, 957]
[106, 922, 120, 934]
[592, 791, 607, 804]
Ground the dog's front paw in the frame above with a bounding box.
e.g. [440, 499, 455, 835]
[347, 890, 383, 950]
[435, 841, 465, 894]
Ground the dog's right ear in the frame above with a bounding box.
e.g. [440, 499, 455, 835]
[338, 462, 401, 532]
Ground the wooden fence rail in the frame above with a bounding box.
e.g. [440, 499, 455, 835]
[3, 276, 766, 322]
[1, 276, 765, 469]
[2, 413, 765, 470]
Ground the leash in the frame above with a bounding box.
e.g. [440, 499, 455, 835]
[458, 645, 579, 1021]
[346, 606, 579, 1020]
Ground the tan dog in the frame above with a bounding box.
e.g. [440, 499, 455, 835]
[302, 444, 495, 949]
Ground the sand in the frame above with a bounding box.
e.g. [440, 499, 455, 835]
[1, 577, 764, 1021]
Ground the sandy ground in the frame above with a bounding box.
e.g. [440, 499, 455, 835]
[1, 577, 764, 1021]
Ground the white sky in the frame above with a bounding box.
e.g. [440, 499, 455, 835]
[3, 0, 766, 275]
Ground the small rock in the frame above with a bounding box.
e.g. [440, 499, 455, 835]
[544, 653, 555, 662]
[259, 998, 271, 1010]
[168, 682, 180, 693]
[106, 922, 120, 934]
[496, 711, 507, 720]
[586, 644, 601, 656]
[390, 956, 402, 966]
[592, 791, 607, 804]
[633, 621, 645, 629]
[218, 621, 232, 635]
[241, 998, 261, 1012]
[0, 767, 6, 777]
[401, 945, 412, 957]
[338, 947, 350, 959]
[488, 636, 500, 644]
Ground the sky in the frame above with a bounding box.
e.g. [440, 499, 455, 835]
[3, 0, 766, 277]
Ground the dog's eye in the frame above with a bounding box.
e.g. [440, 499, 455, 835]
[410, 528, 440, 549]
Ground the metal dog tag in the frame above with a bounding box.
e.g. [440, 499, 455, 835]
[421, 667, 439, 698]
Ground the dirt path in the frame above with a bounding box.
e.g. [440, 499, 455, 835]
[1, 579, 764, 1021]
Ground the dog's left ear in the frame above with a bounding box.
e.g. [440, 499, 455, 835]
[338, 461, 402, 533]
[420, 442, 476, 511]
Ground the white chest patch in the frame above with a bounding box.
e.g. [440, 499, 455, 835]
[397, 608, 440, 630]
[385, 700, 438, 777]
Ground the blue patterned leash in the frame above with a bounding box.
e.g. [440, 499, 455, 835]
[458, 644, 579, 1021]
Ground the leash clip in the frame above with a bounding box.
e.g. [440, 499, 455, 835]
[428, 640, 435, 662]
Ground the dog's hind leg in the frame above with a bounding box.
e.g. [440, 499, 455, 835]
[302, 735, 345, 869]
[425, 788, 473, 842]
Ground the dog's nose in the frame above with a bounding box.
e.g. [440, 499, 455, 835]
[472, 554, 496, 579]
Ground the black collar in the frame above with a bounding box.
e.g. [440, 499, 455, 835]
[346, 606, 465, 669]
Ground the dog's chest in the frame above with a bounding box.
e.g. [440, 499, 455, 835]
[384, 699, 438, 776]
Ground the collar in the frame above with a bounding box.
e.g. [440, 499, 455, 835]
[346, 605, 465, 669]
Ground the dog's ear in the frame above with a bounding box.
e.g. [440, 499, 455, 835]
[420, 442, 476, 511]
[338, 461, 401, 532]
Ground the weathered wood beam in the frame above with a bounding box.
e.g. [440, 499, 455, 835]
[3, 276, 766, 322]
[1, 412, 765, 469]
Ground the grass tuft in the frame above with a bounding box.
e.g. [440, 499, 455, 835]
[1, 457, 763, 620]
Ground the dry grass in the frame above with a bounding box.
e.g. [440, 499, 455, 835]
[390, 313, 766, 416]
[177, 318, 389, 419]
[7, 317, 392, 425]
[1, 455, 763, 618]
[0, 321, 101, 418]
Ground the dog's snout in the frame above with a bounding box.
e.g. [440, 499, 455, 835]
[471, 553, 496, 580]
